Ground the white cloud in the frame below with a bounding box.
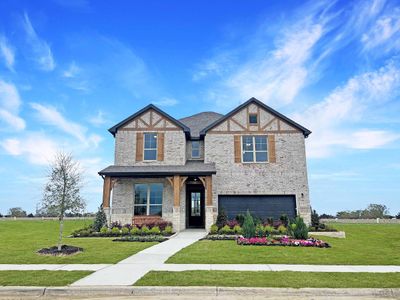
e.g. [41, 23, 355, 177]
[361, 7, 400, 52]
[21, 12, 55, 71]
[88, 110, 108, 126]
[295, 59, 400, 158]
[30, 103, 86, 141]
[63, 61, 81, 78]
[30, 102, 103, 149]
[0, 35, 15, 71]
[1, 133, 58, 165]
[0, 80, 25, 131]
[153, 97, 179, 107]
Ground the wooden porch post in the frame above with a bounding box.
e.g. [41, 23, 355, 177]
[173, 175, 181, 207]
[102, 176, 112, 208]
[205, 176, 213, 206]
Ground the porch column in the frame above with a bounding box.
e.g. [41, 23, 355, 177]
[102, 176, 112, 225]
[205, 175, 214, 231]
[172, 175, 181, 231]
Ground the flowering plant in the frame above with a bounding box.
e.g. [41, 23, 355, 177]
[236, 235, 330, 248]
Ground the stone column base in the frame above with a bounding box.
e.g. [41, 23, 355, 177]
[172, 206, 180, 232]
[103, 207, 111, 226]
[205, 206, 215, 232]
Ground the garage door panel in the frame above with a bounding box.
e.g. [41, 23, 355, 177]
[218, 195, 296, 220]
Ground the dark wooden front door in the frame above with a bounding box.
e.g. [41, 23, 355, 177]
[186, 184, 205, 228]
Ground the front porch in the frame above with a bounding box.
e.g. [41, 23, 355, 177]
[99, 162, 216, 231]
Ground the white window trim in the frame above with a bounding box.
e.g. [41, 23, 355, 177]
[134, 184, 163, 216]
[241, 135, 269, 163]
[143, 132, 158, 161]
[191, 141, 201, 158]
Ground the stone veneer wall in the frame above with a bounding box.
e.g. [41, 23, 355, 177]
[204, 132, 311, 225]
[110, 177, 186, 230]
[114, 130, 186, 166]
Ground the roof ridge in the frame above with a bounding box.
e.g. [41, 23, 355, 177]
[179, 111, 223, 120]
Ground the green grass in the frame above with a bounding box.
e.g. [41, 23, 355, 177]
[0, 271, 92, 286]
[135, 271, 400, 288]
[0, 220, 156, 264]
[167, 224, 400, 265]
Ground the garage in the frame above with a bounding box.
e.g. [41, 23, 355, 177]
[218, 195, 297, 220]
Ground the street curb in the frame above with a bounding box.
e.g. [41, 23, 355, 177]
[0, 286, 399, 298]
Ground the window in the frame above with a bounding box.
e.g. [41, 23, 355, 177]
[249, 113, 258, 125]
[144, 133, 157, 160]
[134, 183, 163, 216]
[242, 135, 268, 163]
[191, 141, 200, 158]
[191, 192, 201, 216]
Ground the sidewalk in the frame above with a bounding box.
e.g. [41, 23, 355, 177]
[71, 229, 207, 286]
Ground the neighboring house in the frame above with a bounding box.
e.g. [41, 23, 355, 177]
[99, 97, 312, 231]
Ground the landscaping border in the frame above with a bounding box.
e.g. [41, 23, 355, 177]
[0, 286, 398, 298]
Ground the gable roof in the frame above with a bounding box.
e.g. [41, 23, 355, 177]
[179, 111, 223, 139]
[199, 97, 312, 138]
[108, 104, 191, 137]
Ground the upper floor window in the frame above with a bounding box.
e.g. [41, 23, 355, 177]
[144, 132, 157, 160]
[242, 135, 268, 163]
[191, 141, 200, 158]
[134, 183, 163, 216]
[249, 113, 258, 125]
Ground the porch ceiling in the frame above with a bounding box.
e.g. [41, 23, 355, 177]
[98, 161, 216, 177]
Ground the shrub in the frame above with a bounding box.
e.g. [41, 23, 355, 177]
[288, 217, 308, 239]
[264, 225, 274, 236]
[163, 225, 173, 235]
[100, 226, 108, 234]
[150, 226, 161, 235]
[216, 208, 228, 228]
[280, 214, 289, 226]
[242, 210, 255, 238]
[226, 219, 239, 228]
[219, 225, 233, 235]
[311, 209, 320, 227]
[233, 225, 243, 235]
[210, 224, 219, 235]
[141, 225, 150, 235]
[111, 227, 120, 235]
[138, 220, 172, 231]
[121, 227, 130, 235]
[277, 224, 287, 234]
[235, 214, 245, 226]
[252, 215, 262, 226]
[266, 217, 274, 226]
[93, 205, 107, 232]
[255, 224, 265, 237]
[110, 221, 122, 229]
[131, 225, 140, 235]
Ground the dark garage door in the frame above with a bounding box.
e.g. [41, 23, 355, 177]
[218, 195, 296, 220]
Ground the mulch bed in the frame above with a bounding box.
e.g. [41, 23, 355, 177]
[37, 245, 83, 256]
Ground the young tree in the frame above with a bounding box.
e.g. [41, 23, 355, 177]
[40, 152, 86, 251]
[93, 205, 107, 232]
[8, 207, 27, 217]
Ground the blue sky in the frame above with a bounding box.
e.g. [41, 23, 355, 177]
[0, 0, 399, 215]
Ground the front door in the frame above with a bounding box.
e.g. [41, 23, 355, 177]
[186, 184, 205, 228]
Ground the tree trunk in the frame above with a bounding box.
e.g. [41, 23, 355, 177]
[58, 216, 64, 251]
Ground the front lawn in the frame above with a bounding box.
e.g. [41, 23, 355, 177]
[167, 224, 400, 265]
[0, 220, 156, 264]
[135, 271, 400, 288]
[0, 271, 92, 286]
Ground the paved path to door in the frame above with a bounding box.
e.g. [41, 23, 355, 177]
[71, 229, 207, 286]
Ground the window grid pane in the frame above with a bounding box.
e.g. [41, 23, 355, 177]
[191, 192, 201, 216]
[192, 141, 200, 158]
[242, 136, 268, 162]
[144, 133, 157, 160]
[134, 184, 163, 216]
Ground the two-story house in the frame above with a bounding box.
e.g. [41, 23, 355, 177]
[99, 97, 312, 231]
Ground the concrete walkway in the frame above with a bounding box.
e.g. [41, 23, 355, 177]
[71, 229, 207, 286]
